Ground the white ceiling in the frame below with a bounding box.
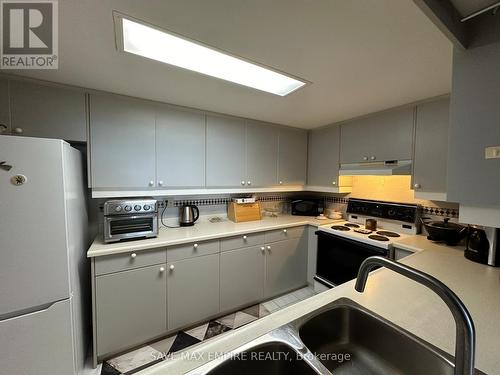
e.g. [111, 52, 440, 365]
[12, 0, 453, 129]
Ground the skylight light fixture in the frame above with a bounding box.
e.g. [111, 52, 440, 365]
[118, 17, 306, 96]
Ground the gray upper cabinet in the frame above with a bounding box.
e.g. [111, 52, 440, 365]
[10, 80, 86, 141]
[307, 125, 341, 187]
[167, 254, 220, 330]
[95, 264, 167, 358]
[90, 94, 156, 189]
[278, 127, 307, 185]
[340, 107, 414, 163]
[246, 121, 278, 187]
[265, 236, 307, 298]
[206, 115, 246, 187]
[156, 106, 205, 188]
[413, 98, 450, 198]
[0, 78, 10, 135]
[220, 245, 265, 312]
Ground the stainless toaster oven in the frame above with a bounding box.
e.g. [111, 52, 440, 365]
[103, 199, 158, 243]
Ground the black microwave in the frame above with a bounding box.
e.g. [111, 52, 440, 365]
[291, 199, 323, 216]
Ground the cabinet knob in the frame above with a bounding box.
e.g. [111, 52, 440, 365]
[363, 156, 368, 161]
[13, 127, 23, 134]
[370, 156, 376, 160]
[414, 183, 421, 189]
[130, 253, 137, 259]
[169, 265, 175, 270]
[149, 181, 154, 187]
[332, 181, 337, 185]
[266, 245, 271, 250]
[260, 246, 265, 252]
[158, 181, 164, 186]
[243, 235, 247, 240]
[0, 124, 7, 133]
[241, 180, 245, 186]
[159, 267, 165, 273]
[193, 243, 198, 249]
[279, 181, 283, 185]
[247, 181, 252, 186]
[283, 229, 287, 233]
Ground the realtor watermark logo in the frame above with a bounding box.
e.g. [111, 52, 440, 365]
[0, 0, 58, 69]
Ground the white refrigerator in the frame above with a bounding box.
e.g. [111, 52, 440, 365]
[0, 136, 89, 375]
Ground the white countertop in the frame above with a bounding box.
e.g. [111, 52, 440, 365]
[139, 235, 500, 375]
[87, 215, 340, 257]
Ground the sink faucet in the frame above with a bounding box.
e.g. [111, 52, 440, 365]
[355, 256, 475, 375]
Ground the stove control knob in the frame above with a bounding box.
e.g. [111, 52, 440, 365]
[134, 205, 141, 211]
[143, 205, 151, 211]
[114, 206, 123, 212]
[124, 205, 132, 212]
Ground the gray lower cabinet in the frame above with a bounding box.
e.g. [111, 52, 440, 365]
[340, 106, 414, 163]
[90, 94, 156, 189]
[307, 125, 341, 187]
[95, 264, 167, 358]
[156, 105, 205, 187]
[9, 80, 86, 141]
[413, 98, 450, 198]
[0, 78, 10, 134]
[220, 246, 265, 312]
[246, 121, 278, 186]
[265, 236, 308, 298]
[278, 127, 307, 185]
[167, 254, 220, 330]
[206, 114, 246, 187]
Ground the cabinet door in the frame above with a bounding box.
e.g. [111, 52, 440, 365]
[206, 115, 246, 187]
[340, 107, 414, 163]
[167, 254, 220, 330]
[265, 236, 307, 298]
[0, 78, 10, 134]
[95, 264, 167, 357]
[307, 125, 340, 187]
[246, 120, 278, 186]
[90, 94, 156, 189]
[413, 98, 450, 195]
[220, 246, 265, 312]
[156, 106, 205, 187]
[10, 80, 86, 141]
[278, 127, 307, 185]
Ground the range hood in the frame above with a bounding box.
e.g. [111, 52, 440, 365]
[339, 160, 412, 176]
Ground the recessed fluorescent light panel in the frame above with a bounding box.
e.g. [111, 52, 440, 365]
[119, 17, 306, 96]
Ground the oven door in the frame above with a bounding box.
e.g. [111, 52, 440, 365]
[315, 230, 388, 287]
[104, 214, 158, 242]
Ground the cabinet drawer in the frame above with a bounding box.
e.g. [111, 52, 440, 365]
[94, 248, 166, 276]
[220, 232, 265, 252]
[167, 240, 219, 262]
[265, 226, 306, 243]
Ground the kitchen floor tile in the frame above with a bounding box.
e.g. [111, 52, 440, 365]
[261, 300, 280, 312]
[107, 346, 162, 374]
[232, 311, 258, 329]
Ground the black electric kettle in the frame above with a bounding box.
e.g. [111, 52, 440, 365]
[179, 204, 199, 227]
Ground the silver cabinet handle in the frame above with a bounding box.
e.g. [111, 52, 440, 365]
[260, 246, 265, 252]
[243, 235, 247, 240]
[332, 181, 337, 185]
[159, 267, 165, 273]
[247, 181, 252, 186]
[363, 156, 368, 161]
[193, 243, 198, 249]
[414, 183, 421, 189]
[283, 229, 287, 234]
[266, 245, 271, 250]
[158, 181, 164, 186]
[241, 180, 245, 186]
[149, 181, 154, 186]
[130, 253, 137, 259]
[370, 156, 376, 160]
[279, 181, 283, 185]
[13, 127, 23, 134]
[169, 265, 175, 270]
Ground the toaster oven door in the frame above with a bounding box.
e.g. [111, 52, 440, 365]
[104, 214, 158, 242]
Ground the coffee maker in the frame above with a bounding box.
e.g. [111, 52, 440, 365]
[464, 226, 499, 266]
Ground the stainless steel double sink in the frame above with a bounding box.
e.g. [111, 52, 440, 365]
[187, 298, 484, 375]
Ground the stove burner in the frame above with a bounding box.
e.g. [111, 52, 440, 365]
[354, 228, 373, 234]
[376, 231, 401, 237]
[331, 225, 350, 231]
[344, 223, 360, 228]
[368, 235, 390, 241]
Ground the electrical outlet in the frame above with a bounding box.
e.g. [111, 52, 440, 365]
[485, 146, 500, 159]
[157, 200, 168, 209]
